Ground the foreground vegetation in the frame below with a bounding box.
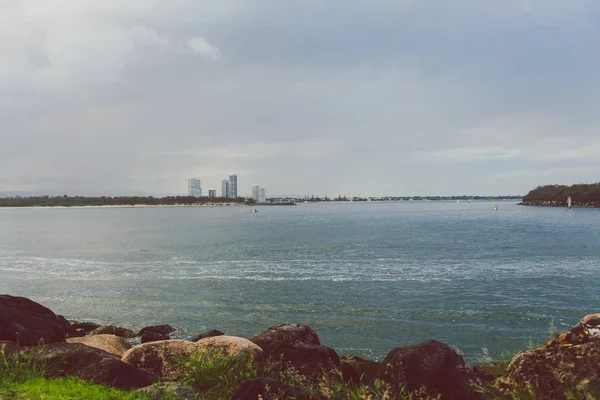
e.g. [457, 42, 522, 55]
[522, 183, 600, 207]
[0, 195, 252, 208]
[0, 348, 431, 400]
[0, 352, 148, 400]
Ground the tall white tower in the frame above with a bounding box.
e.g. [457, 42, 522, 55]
[228, 174, 238, 199]
[252, 184, 260, 202]
[221, 179, 229, 198]
[259, 187, 267, 203]
[188, 178, 202, 197]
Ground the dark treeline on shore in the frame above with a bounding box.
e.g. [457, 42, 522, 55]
[301, 195, 522, 202]
[521, 183, 600, 207]
[0, 195, 253, 208]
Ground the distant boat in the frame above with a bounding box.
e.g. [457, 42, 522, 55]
[251, 209, 258, 213]
[494, 204, 500, 210]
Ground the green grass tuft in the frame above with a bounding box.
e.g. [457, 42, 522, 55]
[0, 376, 149, 400]
[1, 351, 151, 400]
[179, 347, 257, 400]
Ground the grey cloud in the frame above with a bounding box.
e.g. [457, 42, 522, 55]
[1, 1, 599, 196]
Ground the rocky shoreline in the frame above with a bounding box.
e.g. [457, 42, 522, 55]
[520, 200, 600, 208]
[1, 295, 599, 399]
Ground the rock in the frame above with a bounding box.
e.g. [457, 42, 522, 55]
[121, 339, 198, 381]
[0, 295, 71, 346]
[340, 355, 381, 385]
[194, 335, 263, 358]
[580, 313, 600, 326]
[191, 329, 224, 342]
[137, 382, 201, 400]
[250, 324, 320, 351]
[139, 324, 175, 336]
[141, 332, 170, 344]
[496, 343, 600, 400]
[70, 321, 101, 333]
[496, 316, 600, 400]
[90, 325, 137, 339]
[31, 342, 156, 389]
[260, 344, 341, 381]
[376, 340, 483, 399]
[231, 378, 310, 400]
[67, 334, 130, 357]
[57, 315, 78, 338]
[340, 362, 360, 385]
[67, 329, 86, 338]
[0, 340, 19, 356]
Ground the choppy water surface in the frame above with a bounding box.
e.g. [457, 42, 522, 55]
[1, 201, 599, 363]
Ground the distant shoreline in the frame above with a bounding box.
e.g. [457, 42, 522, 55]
[0, 203, 246, 210]
[519, 201, 600, 208]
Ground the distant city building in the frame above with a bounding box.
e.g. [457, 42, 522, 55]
[188, 178, 202, 197]
[260, 187, 267, 203]
[208, 189, 216, 198]
[252, 184, 261, 202]
[228, 174, 238, 199]
[221, 179, 229, 198]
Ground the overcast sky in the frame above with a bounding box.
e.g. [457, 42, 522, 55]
[1, 1, 599, 197]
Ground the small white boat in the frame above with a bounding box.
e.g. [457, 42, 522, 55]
[250, 209, 258, 213]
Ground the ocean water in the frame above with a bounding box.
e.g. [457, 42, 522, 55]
[1, 201, 599, 363]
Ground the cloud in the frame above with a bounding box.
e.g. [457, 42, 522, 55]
[1, 1, 599, 196]
[187, 37, 221, 60]
[430, 148, 523, 160]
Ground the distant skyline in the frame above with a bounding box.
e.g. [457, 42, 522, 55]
[2, 1, 600, 197]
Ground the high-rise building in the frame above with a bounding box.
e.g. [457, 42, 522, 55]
[221, 179, 229, 198]
[228, 174, 238, 199]
[252, 184, 260, 202]
[188, 178, 202, 197]
[259, 187, 267, 203]
[208, 189, 216, 198]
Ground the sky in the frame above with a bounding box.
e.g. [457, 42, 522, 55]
[1, 0, 599, 197]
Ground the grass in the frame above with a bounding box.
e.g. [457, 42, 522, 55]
[179, 347, 258, 400]
[0, 351, 151, 400]
[1, 376, 148, 400]
[178, 347, 438, 399]
[260, 357, 437, 400]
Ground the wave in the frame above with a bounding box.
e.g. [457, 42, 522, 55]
[0, 254, 596, 283]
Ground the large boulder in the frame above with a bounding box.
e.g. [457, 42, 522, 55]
[191, 329, 224, 342]
[141, 332, 170, 344]
[0, 295, 72, 346]
[138, 324, 175, 336]
[376, 340, 483, 399]
[67, 334, 130, 357]
[89, 325, 137, 339]
[260, 343, 341, 381]
[496, 313, 600, 399]
[30, 342, 156, 389]
[121, 339, 198, 381]
[231, 378, 310, 400]
[340, 355, 381, 385]
[194, 335, 263, 358]
[250, 324, 320, 351]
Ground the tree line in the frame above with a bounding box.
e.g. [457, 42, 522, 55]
[522, 183, 600, 206]
[0, 195, 253, 207]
